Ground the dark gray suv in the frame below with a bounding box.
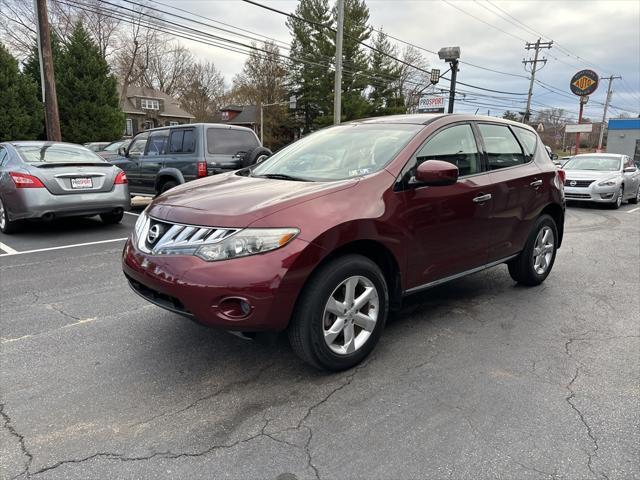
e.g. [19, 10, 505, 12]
[113, 123, 271, 196]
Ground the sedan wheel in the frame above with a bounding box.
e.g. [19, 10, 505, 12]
[288, 254, 388, 371]
[0, 197, 20, 234]
[611, 186, 623, 209]
[630, 185, 639, 205]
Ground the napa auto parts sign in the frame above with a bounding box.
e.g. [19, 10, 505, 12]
[419, 95, 445, 113]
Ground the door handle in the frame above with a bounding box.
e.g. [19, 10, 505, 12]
[472, 193, 492, 203]
[530, 179, 543, 187]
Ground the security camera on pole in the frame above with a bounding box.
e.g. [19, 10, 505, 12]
[569, 69, 599, 154]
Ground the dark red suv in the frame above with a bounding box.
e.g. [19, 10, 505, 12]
[123, 114, 565, 370]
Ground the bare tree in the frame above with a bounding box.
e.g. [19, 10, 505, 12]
[178, 61, 226, 122]
[141, 40, 193, 97]
[396, 45, 430, 111]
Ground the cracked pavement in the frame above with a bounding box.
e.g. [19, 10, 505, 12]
[1, 205, 638, 479]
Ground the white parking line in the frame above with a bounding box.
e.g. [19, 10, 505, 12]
[628, 207, 640, 213]
[124, 211, 140, 217]
[0, 237, 128, 257]
[0, 241, 18, 254]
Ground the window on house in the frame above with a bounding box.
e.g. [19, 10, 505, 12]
[169, 121, 180, 126]
[141, 98, 160, 110]
[221, 111, 229, 121]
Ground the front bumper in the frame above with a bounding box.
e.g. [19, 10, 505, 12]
[564, 183, 619, 203]
[6, 185, 131, 220]
[122, 236, 321, 331]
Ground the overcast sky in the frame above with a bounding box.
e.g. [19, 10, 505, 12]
[166, 0, 639, 120]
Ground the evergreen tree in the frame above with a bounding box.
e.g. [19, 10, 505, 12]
[368, 29, 402, 116]
[286, 0, 334, 133]
[336, 0, 371, 122]
[0, 42, 43, 141]
[56, 23, 124, 142]
[503, 110, 519, 121]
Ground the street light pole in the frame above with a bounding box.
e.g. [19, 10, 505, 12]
[447, 59, 458, 114]
[333, 0, 344, 125]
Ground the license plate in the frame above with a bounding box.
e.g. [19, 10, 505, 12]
[71, 177, 93, 189]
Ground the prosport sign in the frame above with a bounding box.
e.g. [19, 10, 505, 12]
[418, 95, 446, 113]
[570, 69, 599, 96]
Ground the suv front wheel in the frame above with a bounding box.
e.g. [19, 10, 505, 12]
[508, 214, 558, 286]
[288, 254, 388, 371]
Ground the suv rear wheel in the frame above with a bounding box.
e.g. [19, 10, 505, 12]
[288, 254, 388, 371]
[508, 214, 558, 286]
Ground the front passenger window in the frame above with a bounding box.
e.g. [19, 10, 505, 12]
[413, 124, 481, 177]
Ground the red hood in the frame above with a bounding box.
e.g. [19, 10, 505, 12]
[147, 171, 358, 227]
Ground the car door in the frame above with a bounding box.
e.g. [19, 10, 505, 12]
[117, 133, 148, 191]
[139, 129, 169, 194]
[395, 123, 493, 289]
[478, 123, 545, 262]
[622, 156, 640, 198]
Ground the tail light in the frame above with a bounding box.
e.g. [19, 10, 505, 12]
[9, 172, 45, 188]
[197, 161, 207, 178]
[115, 171, 128, 184]
[557, 169, 566, 184]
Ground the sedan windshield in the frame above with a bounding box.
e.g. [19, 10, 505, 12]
[252, 123, 422, 181]
[14, 143, 107, 164]
[563, 156, 621, 171]
[103, 141, 124, 152]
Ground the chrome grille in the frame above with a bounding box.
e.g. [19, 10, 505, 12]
[565, 179, 594, 188]
[136, 215, 238, 254]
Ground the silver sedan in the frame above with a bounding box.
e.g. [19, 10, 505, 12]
[562, 153, 640, 208]
[0, 142, 131, 234]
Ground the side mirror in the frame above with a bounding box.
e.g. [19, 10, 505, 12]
[415, 160, 459, 186]
[551, 153, 558, 160]
[623, 166, 636, 173]
[118, 146, 127, 157]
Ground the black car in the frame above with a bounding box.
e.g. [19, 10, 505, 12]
[111, 124, 271, 196]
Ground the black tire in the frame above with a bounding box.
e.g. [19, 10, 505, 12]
[242, 146, 272, 168]
[0, 197, 20, 234]
[159, 180, 178, 195]
[629, 185, 639, 205]
[288, 254, 388, 371]
[99, 210, 124, 225]
[508, 214, 558, 286]
[609, 186, 624, 209]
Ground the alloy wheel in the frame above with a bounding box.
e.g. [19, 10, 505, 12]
[532, 226, 554, 275]
[322, 275, 379, 355]
[0, 198, 5, 230]
[616, 187, 623, 208]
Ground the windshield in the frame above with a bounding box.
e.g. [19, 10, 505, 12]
[103, 141, 123, 152]
[252, 123, 422, 181]
[563, 156, 621, 171]
[15, 143, 107, 164]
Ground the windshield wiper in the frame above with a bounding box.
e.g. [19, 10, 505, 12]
[254, 173, 311, 182]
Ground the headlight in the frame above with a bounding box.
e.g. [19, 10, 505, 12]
[597, 178, 618, 187]
[195, 228, 299, 261]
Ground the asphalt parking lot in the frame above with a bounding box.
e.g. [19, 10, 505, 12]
[1, 202, 638, 480]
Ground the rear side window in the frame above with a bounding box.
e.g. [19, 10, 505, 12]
[146, 130, 169, 156]
[0, 146, 7, 166]
[512, 127, 538, 159]
[168, 129, 195, 154]
[207, 128, 259, 155]
[478, 124, 526, 170]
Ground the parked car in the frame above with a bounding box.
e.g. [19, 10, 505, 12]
[111, 123, 271, 197]
[555, 155, 572, 168]
[84, 142, 111, 152]
[563, 153, 640, 208]
[0, 142, 130, 233]
[97, 139, 132, 161]
[122, 114, 565, 370]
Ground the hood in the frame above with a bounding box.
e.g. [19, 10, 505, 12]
[563, 169, 622, 180]
[148, 171, 358, 227]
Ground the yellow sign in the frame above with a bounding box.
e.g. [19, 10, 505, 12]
[573, 76, 596, 91]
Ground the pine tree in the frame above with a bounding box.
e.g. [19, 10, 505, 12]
[286, 0, 334, 132]
[336, 0, 371, 122]
[0, 42, 43, 141]
[368, 29, 402, 116]
[56, 23, 124, 143]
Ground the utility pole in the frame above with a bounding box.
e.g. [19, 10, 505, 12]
[333, 0, 344, 125]
[522, 38, 553, 124]
[597, 75, 621, 151]
[34, 0, 61, 141]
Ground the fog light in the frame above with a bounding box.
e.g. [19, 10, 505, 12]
[218, 297, 253, 319]
[600, 193, 614, 199]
